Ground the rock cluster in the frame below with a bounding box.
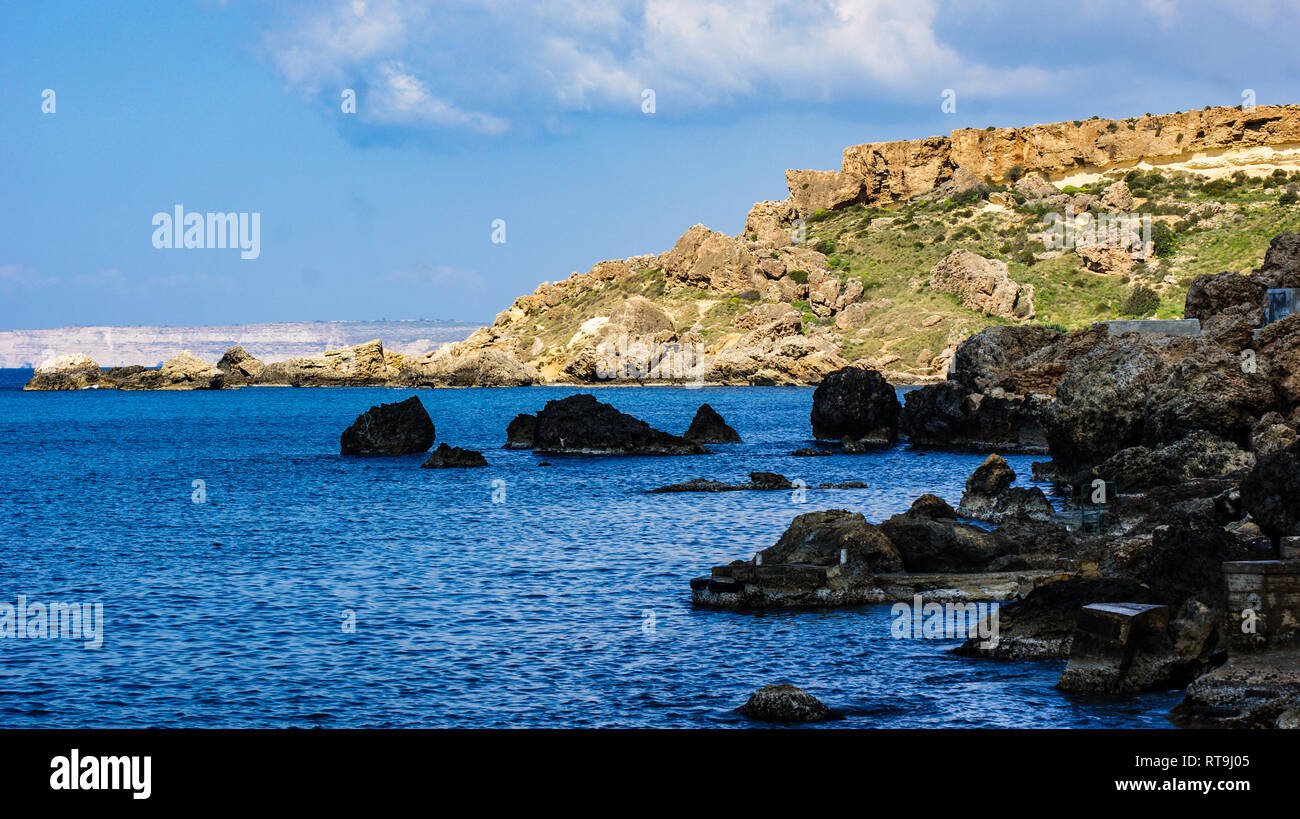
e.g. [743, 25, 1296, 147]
[504, 394, 707, 456]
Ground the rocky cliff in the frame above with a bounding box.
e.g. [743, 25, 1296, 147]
[843, 104, 1300, 204]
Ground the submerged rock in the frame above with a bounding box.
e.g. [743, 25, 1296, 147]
[421, 443, 488, 469]
[340, 396, 436, 456]
[508, 394, 707, 455]
[737, 684, 834, 723]
[810, 366, 900, 442]
[683, 403, 741, 443]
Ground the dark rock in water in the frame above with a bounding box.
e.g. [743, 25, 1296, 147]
[23, 354, 114, 391]
[1056, 600, 1221, 694]
[684, 403, 741, 443]
[648, 478, 737, 493]
[955, 576, 1159, 660]
[504, 413, 536, 449]
[759, 510, 903, 574]
[511, 394, 707, 455]
[879, 510, 1000, 572]
[1241, 439, 1300, 542]
[738, 684, 833, 723]
[842, 435, 892, 452]
[421, 443, 488, 469]
[907, 494, 956, 519]
[791, 446, 834, 456]
[818, 480, 868, 489]
[340, 396, 436, 456]
[965, 454, 1015, 495]
[810, 366, 900, 442]
[957, 454, 1054, 523]
[900, 381, 1050, 453]
[749, 471, 792, 490]
[650, 472, 862, 493]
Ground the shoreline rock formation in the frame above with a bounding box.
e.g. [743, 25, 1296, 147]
[504, 394, 708, 455]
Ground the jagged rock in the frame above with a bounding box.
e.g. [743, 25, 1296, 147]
[965, 454, 1015, 495]
[1075, 243, 1137, 276]
[259, 339, 400, 387]
[742, 199, 797, 247]
[1142, 341, 1278, 447]
[1090, 432, 1255, 491]
[1184, 270, 1268, 320]
[785, 169, 866, 217]
[511, 394, 707, 455]
[117, 350, 223, 390]
[23, 353, 113, 390]
[1252, 413, 1299, 455]
[957, 455, 1055, 523]
[340, 396, 436, 456]
[955, 576, 1159, 660]
[1097, 180, 1134, 212]
[216, 345, 264, 383]
[929, 250, 1034, 320]
[1256, 312, 1300, 405]
[946, 324, 1063, 394]
[1201, 303, 1261, 352]
[1103, 510, 1249, 606]
[899, 382, 1050, 453]
[879, 509, 1001, 572]
[1240, 439, 1300, 541]
[504, 413, 536, 449]
[1014, 174, 1067, 205]
[1172, 648, 1300, 728]
[755, 509, 904, 574]
[421, 443, 488, 469]
[810, 366, 900, 442]
[684, 403, 741, 443]
[738, 684, 834, 723]
[1042, 335, 1190, 471]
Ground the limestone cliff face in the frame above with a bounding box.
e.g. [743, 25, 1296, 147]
[842, 105, 1300, 203]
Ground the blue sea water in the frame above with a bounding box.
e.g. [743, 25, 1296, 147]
[0, 368, 1181, 727]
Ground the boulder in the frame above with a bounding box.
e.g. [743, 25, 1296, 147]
[900, 382, 1050, 453]
[1097, 180, 1135, 212]
[504, 413, 536, 449]
[420, 443, 488, 469]
[340, 396, 436, 456]
[810, 366, 901, 442]
[1255, 312, 1300, 405]
[929, 250, 1033, 320]
[23, 353, 114, 390]
[515, 394, 707, 455]
[216, 345, 265, 383]
[957, 455, 1055, 523]
[1142, 341, 1278, 447]
[907, 494, 957, 519]
[946, 325, 1063, 393]
[683, 403, 741, 443]
[755, 509, 904, 575]
[738, 684, 834, 723]
[1184, 270, 1268, 320]
[878, 510, 1001, 572]
[117, 350, 223, 390]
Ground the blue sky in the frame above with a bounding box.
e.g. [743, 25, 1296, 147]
[2, 0, 1298, 329]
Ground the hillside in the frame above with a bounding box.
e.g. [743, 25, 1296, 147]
[432, 104, 1300, 385]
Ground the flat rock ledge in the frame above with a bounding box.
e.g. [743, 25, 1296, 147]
[648, 472, 866, 493]
[1171, 648, 1300, 728]
[692, 568, 1058, 609]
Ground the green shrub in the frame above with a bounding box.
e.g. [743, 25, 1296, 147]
[1280, 190, 1298, 206]
[788, 270, 809, 284]
[1121, 285, 1160, 316]
[1151, 221, 1177, 257]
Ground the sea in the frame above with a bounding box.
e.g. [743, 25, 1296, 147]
[0, 369, 1182, 727]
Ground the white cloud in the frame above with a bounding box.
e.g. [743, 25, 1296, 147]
[0, 264, 56, 288]
[261, 0, 1060, 133]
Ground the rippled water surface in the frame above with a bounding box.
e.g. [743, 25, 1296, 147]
[0, 369, 1181, 727]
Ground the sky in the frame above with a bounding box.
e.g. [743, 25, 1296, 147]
[2, 0, 1298, 330]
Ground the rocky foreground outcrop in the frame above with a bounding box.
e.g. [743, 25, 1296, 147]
[504, 394, 707, 455]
